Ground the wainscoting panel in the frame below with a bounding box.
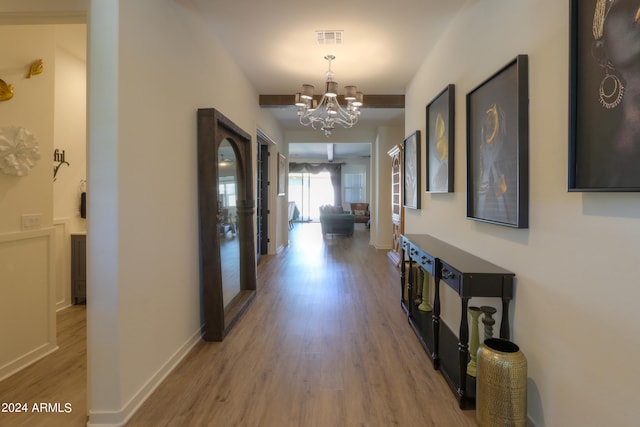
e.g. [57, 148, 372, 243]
[0, 228, 58, 381]
[53, 219, 72, 310]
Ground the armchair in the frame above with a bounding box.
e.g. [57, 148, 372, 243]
[350, 203, 370, 227]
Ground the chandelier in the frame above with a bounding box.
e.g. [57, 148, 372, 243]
[295, 55, 363, 137]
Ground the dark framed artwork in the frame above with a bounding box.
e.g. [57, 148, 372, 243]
[569, 0, 640, 191]
[426, 84, 455, 193]
[277, 153, 286, 196]
[466, 55, 529, 228]
[403, 130, 421, 209]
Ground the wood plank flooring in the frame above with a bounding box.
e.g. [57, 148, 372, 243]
[129, 223, 476, 426]
[0, 304, 87, 427]
[0, 223, 476, 426]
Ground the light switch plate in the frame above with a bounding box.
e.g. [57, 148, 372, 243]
[21, 213, 42, 230]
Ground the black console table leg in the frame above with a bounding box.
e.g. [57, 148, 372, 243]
[500, 298, 511, 340]
[400, 250, 406, 311]
[457, 296, 470, 407]
[431, 277, 441, 369]
[407, 259, 414, 317]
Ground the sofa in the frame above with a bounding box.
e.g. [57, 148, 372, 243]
[319, 205, 355, 236]
[350, 203, 370, 228]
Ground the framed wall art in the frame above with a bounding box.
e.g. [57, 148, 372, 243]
[466, 55, 529, 228]
[277, 153, 286, 196]
[569, 0, 640, 191]
[426, 84, 455, 193]
[403, 130, 421, 209]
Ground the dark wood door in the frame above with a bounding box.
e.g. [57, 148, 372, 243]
[256, 136, 270, 262]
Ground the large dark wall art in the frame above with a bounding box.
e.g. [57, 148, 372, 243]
[426, 84, 455, 193]
[467, 55, 529, 228]
[570, 0, 640, 191]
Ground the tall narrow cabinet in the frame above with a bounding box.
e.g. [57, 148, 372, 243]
[71, 233, 86, 304]
[387, 144, 403, 267]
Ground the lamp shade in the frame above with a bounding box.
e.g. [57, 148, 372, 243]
[352, 92, 364, 107]
[301, 84, 314, 99]
[344, 85, 357, 100]
[325, 81, 338, 97]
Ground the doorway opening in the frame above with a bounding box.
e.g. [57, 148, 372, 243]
[288, 171, 334, 222]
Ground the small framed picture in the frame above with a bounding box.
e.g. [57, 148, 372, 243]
[466, 55, 529, 228]
[403, 130, 421, 209]
[277, 153, 286, 196]
[426, 84, 455, 193]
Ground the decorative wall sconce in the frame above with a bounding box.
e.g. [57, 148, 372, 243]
[53, 148, 70, 181]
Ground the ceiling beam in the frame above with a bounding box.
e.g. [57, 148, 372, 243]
[259, 94, 404, 109]
[327, 144, 334, 162]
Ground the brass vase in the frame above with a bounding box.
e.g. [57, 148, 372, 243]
[476, 338, 527, 427]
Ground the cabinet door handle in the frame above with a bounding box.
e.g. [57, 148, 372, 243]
[441, 268, 455, 280]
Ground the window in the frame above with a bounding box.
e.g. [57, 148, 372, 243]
[344, 171, 365, 202]
[288, 171, 334, 221]
[219, 177, 236, 207]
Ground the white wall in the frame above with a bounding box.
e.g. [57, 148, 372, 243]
[53, 24, 87, 310]
[86, 0, 282, 425]
[405, 1, 640, 426]
[0, 25, 57, 381]
[53, 24, 86, 234]
[0, 25, 54, 233]
[372, 124, 404, 250]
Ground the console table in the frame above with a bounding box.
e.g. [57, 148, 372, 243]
[400, 234, 515, 408]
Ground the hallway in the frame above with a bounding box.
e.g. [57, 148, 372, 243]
[128, 223, 475, 426]
[0, 223, 476, 426]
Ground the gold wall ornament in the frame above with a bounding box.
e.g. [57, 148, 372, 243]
[0, 79, 14, 102]
[26, 59, 44, 79]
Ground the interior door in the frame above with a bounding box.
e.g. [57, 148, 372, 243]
[256, 130, 272, 262]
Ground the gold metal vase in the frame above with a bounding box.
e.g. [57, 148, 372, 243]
[476, 338, 527, 427]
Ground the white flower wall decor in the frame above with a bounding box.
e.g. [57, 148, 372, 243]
[0, 126, 41, 176]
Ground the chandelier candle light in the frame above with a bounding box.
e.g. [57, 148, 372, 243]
[295, 55, 363, 137]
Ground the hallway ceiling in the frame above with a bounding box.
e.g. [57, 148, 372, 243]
[189, 0, 465, 94]
[188, 0, 467, 135]
[2, 0, 468, 146]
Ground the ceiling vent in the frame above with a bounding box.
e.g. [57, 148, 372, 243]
[316, 30, 343, 45]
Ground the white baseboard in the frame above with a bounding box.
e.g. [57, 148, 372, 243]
[56, 302, 73, 312]
[374, 243, 392, 250]
[87, 328, 202, 427]
[0, 342, 58, 382]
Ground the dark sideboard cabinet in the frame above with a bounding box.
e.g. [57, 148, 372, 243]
[400, 234, 515, 409]
[71, 233, 86, 304]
